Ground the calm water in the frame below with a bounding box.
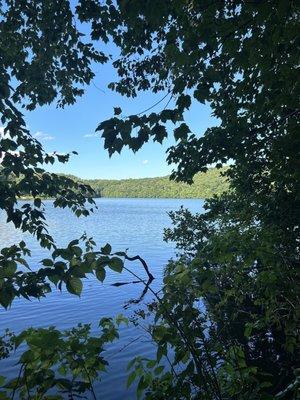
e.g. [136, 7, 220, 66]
[0, 198, 203, 399]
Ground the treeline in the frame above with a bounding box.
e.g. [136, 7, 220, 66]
[0, 166, 228, 199]
[65, 167, 228, 199]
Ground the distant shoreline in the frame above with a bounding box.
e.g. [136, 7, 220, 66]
[60, 167, 229, 199]
[18, 196, 206, 201]
[14, 167, 228, 200]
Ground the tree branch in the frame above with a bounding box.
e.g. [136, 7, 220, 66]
[124, 255, 154, 281]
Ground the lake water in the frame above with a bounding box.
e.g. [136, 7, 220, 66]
[0, 198, 203, 399]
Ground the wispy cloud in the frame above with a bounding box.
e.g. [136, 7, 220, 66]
[142, 159, 149, 165]
[34, 131, 54, 141]
[83, 133, 98, 138]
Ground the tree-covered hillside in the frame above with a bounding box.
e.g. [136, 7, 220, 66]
[67, 168, 228, 199]
[0, 166, 228, 199]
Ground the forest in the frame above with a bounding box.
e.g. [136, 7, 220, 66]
[0, 1, 298, 400]
[64, 168, 228, 198]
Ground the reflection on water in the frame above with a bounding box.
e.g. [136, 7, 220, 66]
[0, 198, 203, 399]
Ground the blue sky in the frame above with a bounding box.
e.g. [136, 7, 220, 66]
[21, 80, 217, 180]
[18, 38, 217, 180]
[1, 2, 218, 180]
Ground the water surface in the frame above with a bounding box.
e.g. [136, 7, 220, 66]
[0, 198, 203, 399]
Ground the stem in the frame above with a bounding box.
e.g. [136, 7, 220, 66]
[11, 364, 23, 400]
[24, 365, 31, 399]
[82, 361, 97, 400]
[122, 265, 216, 397]
[125, 255, 154, 281]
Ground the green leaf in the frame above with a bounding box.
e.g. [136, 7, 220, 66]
[42, 258, 53, 266]
[193, 88, 206, 104]
[58, 365, 67, 376]
[146, 359, 156, 368]
[116, 314, 128, 326]
[176, 94, 191, 110]
[72, 246, 82, 257]
[96, 267, 106, 282]
[68, 240, 79, 247]
[137, 376, 148, 399]
[244, 323, 253, 338]
[127, 371, 136, 388]
[56, 379, 72, 390]
[156, 343, 167, 362]
[34, 198, 41, 208]
[114, 107, 122, 115]
[14, 331, 27, 349]
[108, 257, 123, 273]
[17, 258, 29, 269]
[101, 243, 112, 255]
[66, 277, 83, 296]
[154, 366, 164, 375]
[48, 274, 60, 285]
[20, 349, 36, 364]
[0, 261, 17, 278]
[152, 124, 167, 144]
[174, 123, 190, 141]
[127, 357, 137, 371]
[0, 288, 14, 309]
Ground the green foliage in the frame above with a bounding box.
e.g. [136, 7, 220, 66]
[0, 0, 108, 260]
[0, 234, 125, 309]
[0, 2, 128, 397]
[0, 317, 127, 399]
[83, 0, 298, 398]
[90, 0, 299, 187]
[2, 167, 228, 199]
[0, 0, 299, 399]
[0, 330, 15, 360]
[74, 167, 228, 199]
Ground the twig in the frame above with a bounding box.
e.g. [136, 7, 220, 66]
[124, 255, 154, 281]
[124, 278, 153, 308]
[110, 336, 143, 358]
[82, 362, 97, 400]
[24, 366, 31, 399]
[111, 280, 140, 287]
[122, 264, 217, 397]
[11, 364, 23, 400]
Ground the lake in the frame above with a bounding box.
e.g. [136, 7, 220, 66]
[0, 198, 203, 399]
